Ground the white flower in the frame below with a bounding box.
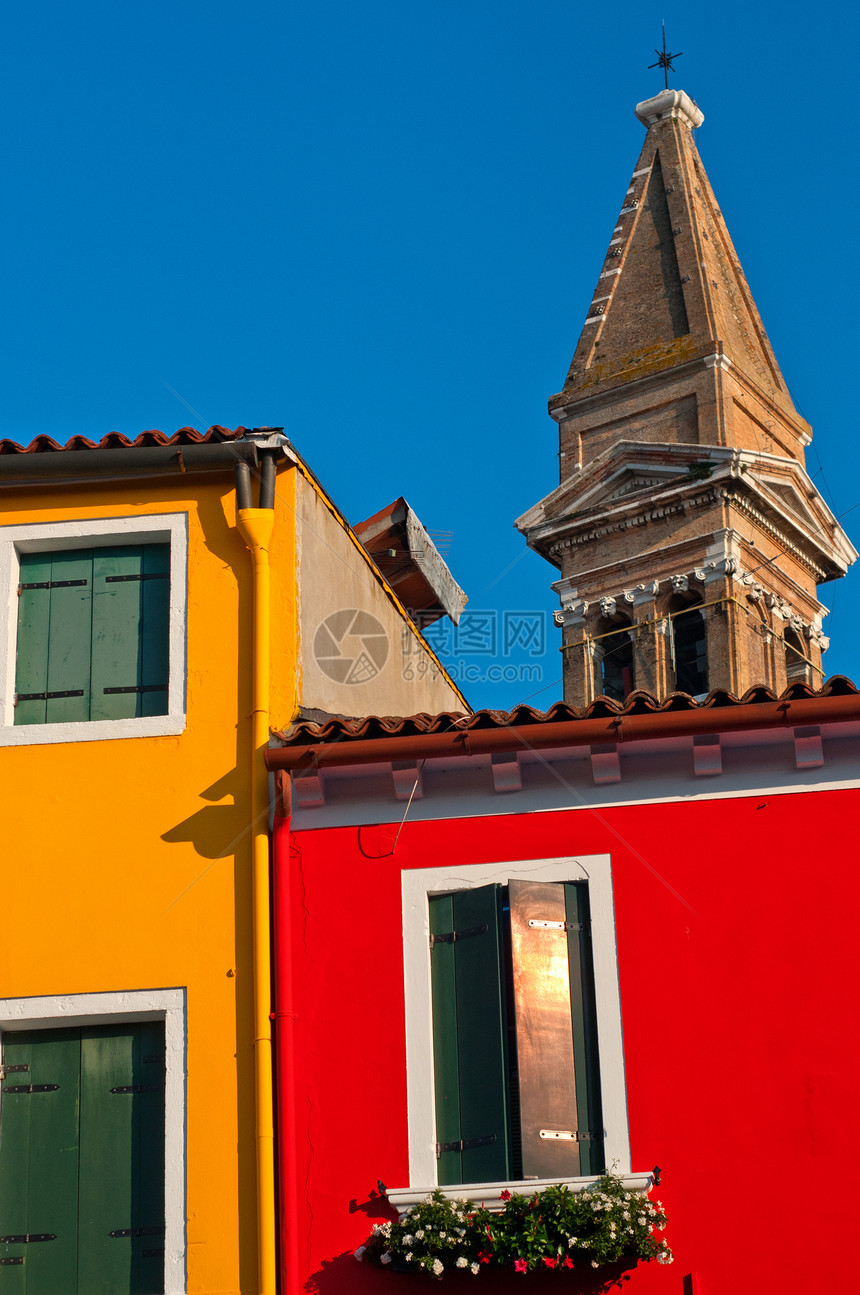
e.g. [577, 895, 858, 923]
[416, 1230, 425, 1240]
[456, 1257, 468, 1268]
[433, 1259, 444, 1275]
[591, 1260, 599, 1268]
[406, 1253, 414, 1262]
[471, 1262, 480, 1274]
[403, 1235, 414, 1246]
[354, 1246, 366, 1262]
[380, 1253, 392, 1265]
[439, 1232, 447, 1240]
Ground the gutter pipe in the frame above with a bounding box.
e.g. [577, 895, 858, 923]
[265, 692, 860, 773]
[271, 799, 300, 1295]
[235, 449, 279, 1295]
[0, 440, 259, 485]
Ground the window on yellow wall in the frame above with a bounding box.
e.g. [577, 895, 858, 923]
[0, 513, 187, 746]
[14, 544, 170, 725]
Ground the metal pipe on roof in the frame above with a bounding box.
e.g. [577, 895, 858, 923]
[0, 440, 259, 485]
[235, 460, 254, 510]
[264, 692, 860, 772]
[258, 453, 277, 510]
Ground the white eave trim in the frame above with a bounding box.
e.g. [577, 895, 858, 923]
[387, 1173, 654, 1216]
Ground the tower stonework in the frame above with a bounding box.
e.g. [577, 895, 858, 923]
[517, 89, 856, 705]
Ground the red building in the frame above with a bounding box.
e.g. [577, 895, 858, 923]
[267, 679, 860, 1293]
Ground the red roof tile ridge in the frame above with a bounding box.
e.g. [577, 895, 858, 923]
[273, 676, 860, 746]
[0, 425, 243, 455]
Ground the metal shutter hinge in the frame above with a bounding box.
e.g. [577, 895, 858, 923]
[430, 923, 488, 947]
[0, 1234, 56, 1244]
[109, 1226, 165, 1238]
[436, 1134, 496, 1157]
[539, 1128, 605, 1142]
[2, 1084, 59, 1094]
[527, 919, 586, 931]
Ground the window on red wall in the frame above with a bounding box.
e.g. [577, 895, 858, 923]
[430, 879, 604, 1186]
[395, 854, 630, 1204]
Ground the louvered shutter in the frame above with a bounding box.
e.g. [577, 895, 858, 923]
[429, 885, 511, 1185]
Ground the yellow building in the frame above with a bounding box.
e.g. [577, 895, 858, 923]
[0, 425, 467, 1295]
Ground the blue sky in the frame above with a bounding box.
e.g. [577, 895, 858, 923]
[3, 0, 859, 711]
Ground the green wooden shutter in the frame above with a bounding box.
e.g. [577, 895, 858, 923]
[139, 546, 170, 718]
[91, 546, 169, 721]
[429, 885, 511, 1185]
[15, 543, 169, 726]
[77, 1024, 165, 1294]
[0, 1029, 83, 1290]
[15, 553, 93, 726]
[565, 883, 604, 1176]
[0, 1024, 165, 1294]
[14, 554, 53, 726]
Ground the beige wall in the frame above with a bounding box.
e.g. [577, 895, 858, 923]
[294, 472, 467, 717]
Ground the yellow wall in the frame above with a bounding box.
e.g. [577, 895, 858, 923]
[0, 453, 463, 1294]
[0, 467, 298, 1294]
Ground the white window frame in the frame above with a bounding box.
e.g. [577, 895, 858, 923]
[0, 513, 188, 745]
[394, 854, 641, 1212]
[0, 987, 187, 1294]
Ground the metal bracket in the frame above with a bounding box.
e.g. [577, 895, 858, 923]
[109, 1226, 164, 1239]
[105, 573, 168, 583]
[14, 691, 84, 702]
[103, 685, 166, 696]
[539, 1128, 605, 1143]
[2, 1085, 59, 1095]
[527, 919, 585, 932]
[0, 1257, 24, 1265]
[436, 1134, 496, 1157]
[110, 1085, 159, 1095]
[0, 1234, 56, 1244]
[430, 923, 488, 947]
[18, 579, 87, 592]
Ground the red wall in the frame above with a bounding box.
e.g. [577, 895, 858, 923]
[275, 786, 860, 1293]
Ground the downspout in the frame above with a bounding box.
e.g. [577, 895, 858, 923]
[271, 781, 299, 1295]
[234, 432, 284, 1295]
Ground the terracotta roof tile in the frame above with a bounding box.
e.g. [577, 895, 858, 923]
[0, 425, 243, 456]
[275, 675, 859, 746]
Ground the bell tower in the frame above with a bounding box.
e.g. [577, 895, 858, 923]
[517, 88, 856, 704]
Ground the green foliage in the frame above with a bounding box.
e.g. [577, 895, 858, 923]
[356, 1173, 672, 1277]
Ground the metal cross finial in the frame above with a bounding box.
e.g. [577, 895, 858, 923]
[648, 22, 683, 89]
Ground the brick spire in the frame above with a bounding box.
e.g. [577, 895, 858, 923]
[517, 89, 857, 706]
[554, 88, 803, 459]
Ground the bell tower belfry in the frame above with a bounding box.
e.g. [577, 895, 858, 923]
[517, 88, 856, 704]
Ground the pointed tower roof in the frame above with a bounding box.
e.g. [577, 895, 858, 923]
[551, 88, 803, 437]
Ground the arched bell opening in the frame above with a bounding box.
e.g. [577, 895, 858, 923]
[593, 615, 635, 702]
[784, 625, 810, 685]
[668, 593, 708, 697]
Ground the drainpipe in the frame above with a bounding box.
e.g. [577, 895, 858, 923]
[234, 429, 286, 1295]
[271, 791, 299, 1295]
